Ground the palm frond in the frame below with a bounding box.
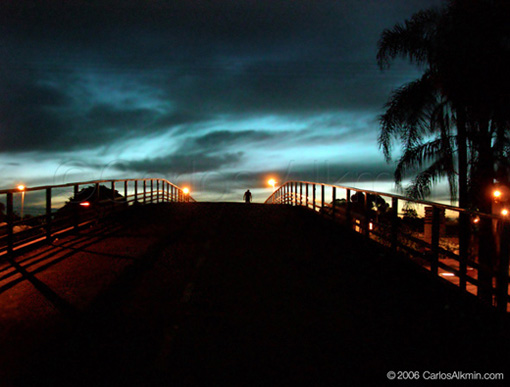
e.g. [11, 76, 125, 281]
[405, 156, 456, 200]
[377, 9, 442, 69]
[394, 137, 447, 183]
[378, 71, 438, 160]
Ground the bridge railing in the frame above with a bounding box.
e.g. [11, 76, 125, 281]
[0, 178, 194, 259]
[266, 181, 510, 313]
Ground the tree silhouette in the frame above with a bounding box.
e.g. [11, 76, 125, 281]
[377, 0, 510, 212]
[378, 0, 510, 302]
[58, 184, 124, 214]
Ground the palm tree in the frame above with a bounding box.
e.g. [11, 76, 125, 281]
[377, 0, 510, 303]
[378, 69, 457, 202]
[435, 0, 510, 213]
[376, 5, 468, 207]
[377, 0, 510, 212]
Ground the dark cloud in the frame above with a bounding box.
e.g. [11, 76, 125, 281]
[118, 152, 244, 175]
[0, 0, 443, 193]
[180, 130, 275, 153]
[0, 66, 71, 152]
[1, 0, 438, 121]
[0, 96, 161, 152]
[112, 130, 265, 174]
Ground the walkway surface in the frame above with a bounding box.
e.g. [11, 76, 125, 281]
[1, 202, 509, 386]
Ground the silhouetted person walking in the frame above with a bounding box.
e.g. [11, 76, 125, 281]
[243, 189, 252, 203]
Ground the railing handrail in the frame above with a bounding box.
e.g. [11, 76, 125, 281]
[266, 180, 510, 313]
[266, 180, 504, 220]
[0, 177, 195, 259]
[0, 178, 185, 195]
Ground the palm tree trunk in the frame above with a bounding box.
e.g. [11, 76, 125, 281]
[456, 107, 470, 290]
[476, 119, 495, 303]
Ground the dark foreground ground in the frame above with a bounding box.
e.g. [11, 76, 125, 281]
[1, 202, 509, 386]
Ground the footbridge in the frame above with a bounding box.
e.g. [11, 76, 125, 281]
[0, 178, 509, 385]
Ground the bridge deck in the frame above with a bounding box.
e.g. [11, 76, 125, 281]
[1, 202, 509, 385]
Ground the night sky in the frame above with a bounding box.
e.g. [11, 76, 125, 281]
[1, 0, 445, 202]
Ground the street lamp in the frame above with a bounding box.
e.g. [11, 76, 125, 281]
[267, 179, 277, 204]
[17, 184, 25, 220]
[183, 187, 190, 202]
[492, 187, 509, 218]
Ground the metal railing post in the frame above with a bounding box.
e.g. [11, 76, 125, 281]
[6, 192, 13, 257]
[305, 184, 309, 208]
[478, 217, 495, 303]
[150, 180, 154, 203]
[94, 182, 100, 220]
[156, 180, 160, 203]
[391, 197, 398, 251]
[134, 180, 138, 203]
[312, 184, 316, 212]
[299, 182, 303, 206]
[124, 181, 128, 201]
[430, 206, 440, 276]
[497, 219, 510, 313]
[46, 188, 52, 241]
[143, 180, 147, 204]
[346, 189, 352, 228]
[73, 184, 79, 231]
[111, 181, 116, 210]
[458, 212, 469, 291]
[364, 193, 370, 237]
[332, 186, 336, 219]
[321, 184, 325, 212]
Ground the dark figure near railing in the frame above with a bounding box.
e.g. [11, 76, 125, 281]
[243, 190, 252, 203]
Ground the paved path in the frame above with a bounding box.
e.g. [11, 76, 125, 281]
[1, 203, 509, 386]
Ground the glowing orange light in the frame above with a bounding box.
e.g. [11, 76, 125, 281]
[80, 202, 91, 207]
[473, 217, 480, 224]
[502, 209, 509, 216]
[494, 190, 502, 199]
[441, 273, 455, 277]
[369, 222, 374, 231]
[183, 187, 190, 195]
[17, 185, 25, 191]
